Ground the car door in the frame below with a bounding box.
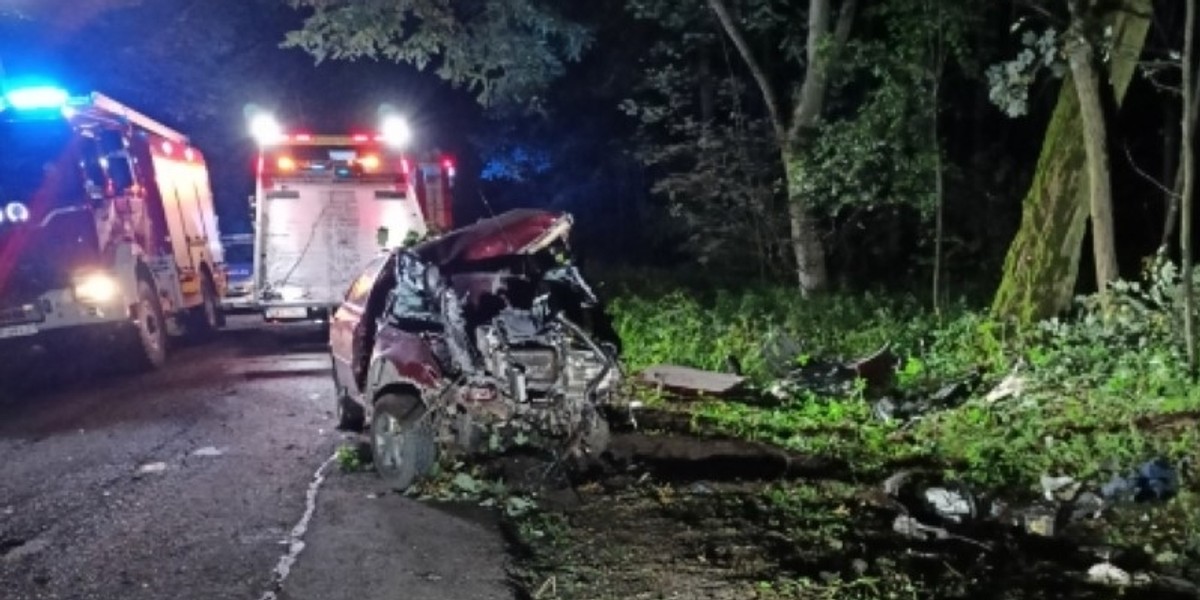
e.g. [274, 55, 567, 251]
[330, 254, 389, 393]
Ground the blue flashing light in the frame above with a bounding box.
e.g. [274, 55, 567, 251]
[3, 86, 70, 111]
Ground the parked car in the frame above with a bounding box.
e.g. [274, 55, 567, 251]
[329, 209, 623, 490]
[220, 233, 256, 313]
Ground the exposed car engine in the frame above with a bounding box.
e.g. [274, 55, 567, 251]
[389, 245, 622, 460]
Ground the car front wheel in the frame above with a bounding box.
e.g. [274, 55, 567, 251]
[332, 357, 365, 432]
[371, 393, 437, 492]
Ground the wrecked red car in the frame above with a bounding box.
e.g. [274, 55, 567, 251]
[329, 209, 623, 490]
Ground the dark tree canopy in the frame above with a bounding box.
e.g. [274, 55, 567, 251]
[283, 0, 592, 106]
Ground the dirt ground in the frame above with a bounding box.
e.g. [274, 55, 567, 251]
[498, 431, 1200, 600]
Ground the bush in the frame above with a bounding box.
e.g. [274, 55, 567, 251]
[607, 261, 1200, 487]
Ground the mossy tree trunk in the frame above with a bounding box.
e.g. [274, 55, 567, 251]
[991, 0, 1152, 323]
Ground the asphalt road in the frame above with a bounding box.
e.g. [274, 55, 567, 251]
[0, 317, 512, 600]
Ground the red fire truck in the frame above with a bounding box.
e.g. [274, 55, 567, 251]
[0, 85, 226, 370]
[247, 112, 455, 321]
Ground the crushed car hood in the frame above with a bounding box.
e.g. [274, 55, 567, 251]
[413, 209, 572, 269]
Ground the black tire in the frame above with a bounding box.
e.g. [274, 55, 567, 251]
[190, 273, 224, 338]
[130, 276, 168, 370]
[332, 356, 365, 432]
[371, 393, 437, 492]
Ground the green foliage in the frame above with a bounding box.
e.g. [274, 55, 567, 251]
[619, 0, 988, 277]
[283, 0, 591, 106]
[335, 443, 367, 472]
[618, 1, 790, 276]
[609, 286, 940, 380]
[612, 261, 1200, 492]
[804, 0, 981, 220]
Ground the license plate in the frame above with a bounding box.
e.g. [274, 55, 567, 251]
[0, 323, 38, 339]
[265, 307, 308, 320]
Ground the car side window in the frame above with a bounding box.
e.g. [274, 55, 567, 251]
[345, 255, 387, 307]
[387, 252, 439, 322]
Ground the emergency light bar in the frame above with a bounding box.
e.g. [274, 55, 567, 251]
[0, 85, 191, 145]
[2, 86, 69, 111]
[247, 106, 413, 148]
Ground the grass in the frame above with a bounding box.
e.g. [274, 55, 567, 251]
[498, 265, 1200, 599]
[602, 265, 1200, 554]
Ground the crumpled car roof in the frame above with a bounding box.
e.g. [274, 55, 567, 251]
[412, 208, 572, 269]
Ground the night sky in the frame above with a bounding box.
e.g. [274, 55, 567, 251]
[0, 0, 482, 237]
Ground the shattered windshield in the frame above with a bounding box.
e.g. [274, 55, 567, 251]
[386, 252, 441, 325]
[0, 119, 79, 206]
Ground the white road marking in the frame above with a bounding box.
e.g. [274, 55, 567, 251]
[259, 452, 337, 600]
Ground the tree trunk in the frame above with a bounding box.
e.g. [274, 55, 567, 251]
[782, 150, 829, 293]
[1162, 97, 1180, 252]
[707, 0, 855, 295]
[930, 5, 946, 316]
[932, 75, 945, 315]
[991, 0, 1151, 322]
[1182, 0, 1196, 376]
[1065, 21, 1119, 293]
[780, 0, 856, 294]
[1164, 62, 1200, 251]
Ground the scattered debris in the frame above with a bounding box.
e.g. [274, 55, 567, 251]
[984, 371, 1025, 404]
[1087, 562, 1132, 587]
[891, 515, 991, 550]
[893, 514, 952, 541]
[533, 575, 557, 600]
[759, 345, 901, 401]
[923, 486, 976, 525]
[883, 470, 979, 527]
[137, 462, 167, 474]
[1007, 503, 1060, 537]
[847, 344, 900, 392]
[192, 446, 224, 458]
[638, 364, 747, 398]
[1040, 474, 1081, 502]
[762, 330, 804, 377]
[1100, 457, 1179, 504]
[874, 378, 978, 422]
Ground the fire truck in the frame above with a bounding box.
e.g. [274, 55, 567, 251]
[0, 85, 226, 370]
[248, 112, 455, 321]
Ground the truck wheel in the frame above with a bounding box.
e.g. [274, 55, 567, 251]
[371, 393, 437, 492]
[131, 277, 168, 370]
[190, 274, 224, 337]
[332, 356, 364, 432]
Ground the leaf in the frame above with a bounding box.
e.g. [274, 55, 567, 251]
[452, 472, 483, 495]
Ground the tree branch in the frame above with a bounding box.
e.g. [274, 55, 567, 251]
[707, 0, 786, 143]
[789, 0, 857, 142]
[1123, 143, 1178, 199]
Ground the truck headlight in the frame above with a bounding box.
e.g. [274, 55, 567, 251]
[74, 273, 120, 304]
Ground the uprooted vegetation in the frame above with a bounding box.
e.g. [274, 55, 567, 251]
[495, 261, 1200, 599]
